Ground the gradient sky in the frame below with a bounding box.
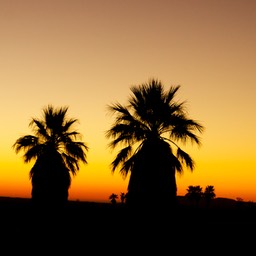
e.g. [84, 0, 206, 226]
[1, 0, 256, 203]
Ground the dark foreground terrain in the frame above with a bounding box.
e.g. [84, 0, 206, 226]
[0, 196, 255, 254]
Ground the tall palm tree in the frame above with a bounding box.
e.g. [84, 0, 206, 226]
[13, 104, 88, 207]
[105, 78, 204, 209]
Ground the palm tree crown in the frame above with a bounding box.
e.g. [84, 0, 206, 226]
[185, 185, 203, 207]
[13, 104, 89, 204]
[106, 78, 204, 207]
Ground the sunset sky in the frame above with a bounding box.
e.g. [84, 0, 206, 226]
[1, 0, 256, 203]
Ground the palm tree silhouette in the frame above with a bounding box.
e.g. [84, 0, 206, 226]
[203, 185, 216, 208]
[105, 78, 204, 209]
[109, 193, 118, 204]
[120, 192, 127, 204]
[13, 104, 88, 207]
[185, 185, 203, 207]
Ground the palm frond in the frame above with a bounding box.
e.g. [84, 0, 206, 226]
[119, 155, 135, 178]
[23, 144, 45, 163]
[63, 118, 79, 132]
[110, 146, 132, 172]
[12, 135, 38, 153]
[176, 147, 195, 171]
[65, 141, 88, 164]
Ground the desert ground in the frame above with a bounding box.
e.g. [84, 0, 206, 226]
[0, 196, 255, 254]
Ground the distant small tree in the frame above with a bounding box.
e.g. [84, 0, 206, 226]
[185, 185, 203, 207]
[203, 185, 216, 208]
[120, 192, 127, 204]
[109, 193, 118, 205]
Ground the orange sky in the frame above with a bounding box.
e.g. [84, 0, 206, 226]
[0, 0, 256, 203]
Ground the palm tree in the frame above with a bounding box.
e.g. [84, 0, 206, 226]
[109, 193, 118, 205]
[13, 104, 88, 207]
[185, 185, 203, 207]
[120, 192, 127, 204]
[203, 185, 216, 208]
[105, 78, 204, 209]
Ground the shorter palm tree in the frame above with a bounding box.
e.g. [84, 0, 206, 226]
[13, 104, 89, 207]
